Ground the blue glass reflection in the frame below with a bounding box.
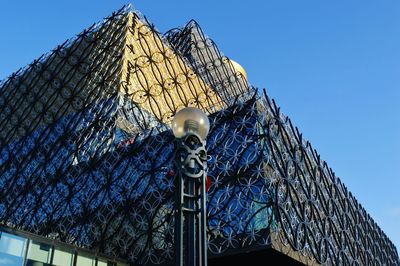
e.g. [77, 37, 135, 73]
[0, 232, 27, 266]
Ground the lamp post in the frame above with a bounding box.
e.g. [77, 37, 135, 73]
[172, 107, 209, 266]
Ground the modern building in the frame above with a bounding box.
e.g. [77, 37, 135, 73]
[0, 4, 398, 266]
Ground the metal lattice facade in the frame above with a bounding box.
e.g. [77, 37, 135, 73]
[0, 5, 398, 266]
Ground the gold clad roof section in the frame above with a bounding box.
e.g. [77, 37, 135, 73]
[120, 13, 223, 124]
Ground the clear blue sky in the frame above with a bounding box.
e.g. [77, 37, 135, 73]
[1, 0, 399, 251]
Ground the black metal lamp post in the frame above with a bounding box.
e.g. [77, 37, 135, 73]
[172, 107, 209, 266]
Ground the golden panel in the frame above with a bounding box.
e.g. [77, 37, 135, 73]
[120, 13, 224, 125]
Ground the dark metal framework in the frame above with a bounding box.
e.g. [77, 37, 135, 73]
[0, 4, 398, 266]
[174, 133, 208, 266]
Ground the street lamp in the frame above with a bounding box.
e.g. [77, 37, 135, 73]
[172, 107, 210, 266]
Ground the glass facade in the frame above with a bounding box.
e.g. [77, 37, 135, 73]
[0, 227, 127, 266]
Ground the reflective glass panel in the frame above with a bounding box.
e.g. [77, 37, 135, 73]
[0, 232, 27, 266]
[52, 248, 74, 266]
[76, 254, 95, 266]
[26, 240, 52, 265]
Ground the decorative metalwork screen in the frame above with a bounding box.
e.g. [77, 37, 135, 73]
[0, 4, 398, 266]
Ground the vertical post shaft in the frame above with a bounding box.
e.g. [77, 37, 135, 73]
[174, 133, 208, 266]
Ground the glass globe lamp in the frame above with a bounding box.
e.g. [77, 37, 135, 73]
[172, 107, 210, 140]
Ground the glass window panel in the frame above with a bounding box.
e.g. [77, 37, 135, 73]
[76, 254, 95, 266]
[52, 248, 74, 266]
[96, 259, 108, 266]
[0, 232, 27, 266]
[96, 262, 105, 266]
[26, 240, 52, 264]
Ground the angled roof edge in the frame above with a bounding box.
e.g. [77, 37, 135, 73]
[0, 5, 130, 88]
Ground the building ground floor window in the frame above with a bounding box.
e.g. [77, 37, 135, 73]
[0, 226, 127, 266]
